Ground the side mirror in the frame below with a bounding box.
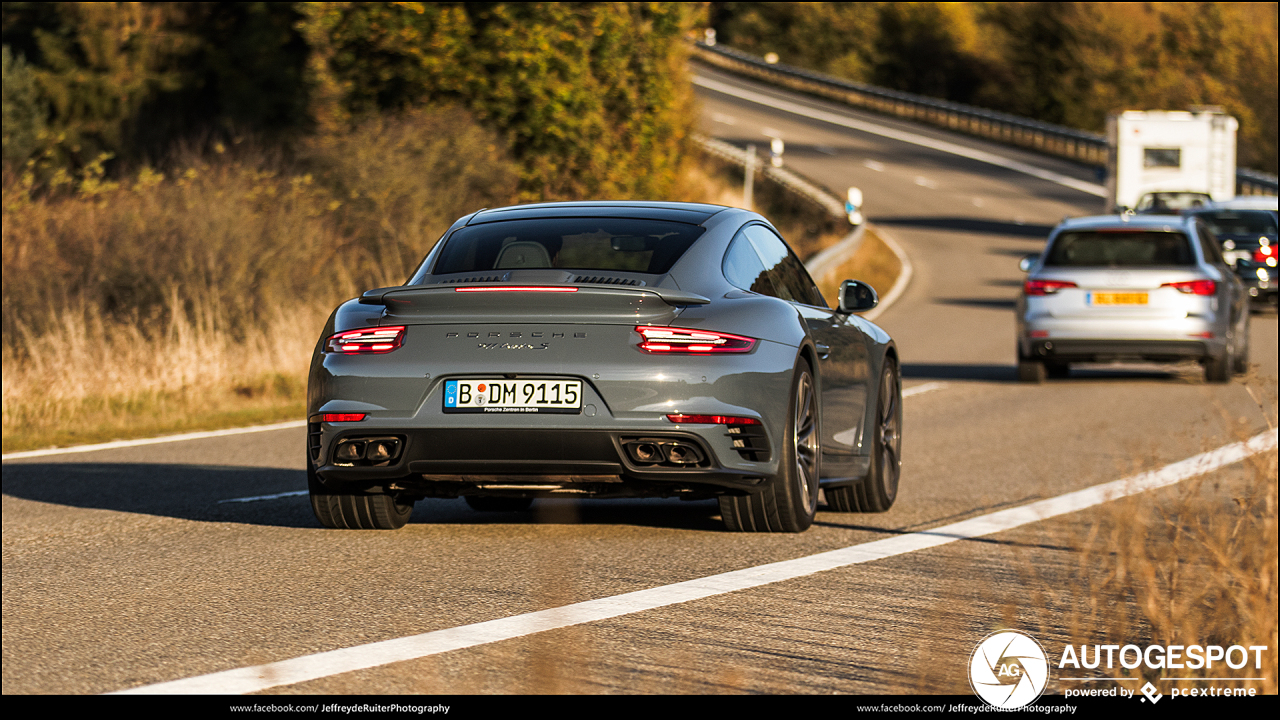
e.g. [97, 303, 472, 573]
[1019, 254, 1039, 273]
[838, 279, 878, 314]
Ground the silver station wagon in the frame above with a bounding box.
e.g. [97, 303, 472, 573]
[1016, 214, 1249, 383]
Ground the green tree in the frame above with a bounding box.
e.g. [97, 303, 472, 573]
[2, 45, 47, 169]
[299, 2, 703, 201]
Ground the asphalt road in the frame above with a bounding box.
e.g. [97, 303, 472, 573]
[3, 64, 1276, 696]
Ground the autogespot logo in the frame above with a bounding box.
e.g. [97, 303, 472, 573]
[969, 631, 1050, 708]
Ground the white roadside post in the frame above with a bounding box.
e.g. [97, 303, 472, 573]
[743, 144, 756, 210]
[846, 186, 864, 225]
[770, 136, 785, 168]
[704, 28, 716, 46]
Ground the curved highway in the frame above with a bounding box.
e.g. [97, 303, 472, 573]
[2, 64, 1276, 695]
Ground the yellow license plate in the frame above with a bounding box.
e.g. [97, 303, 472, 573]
[1089, 292, 1148, 305]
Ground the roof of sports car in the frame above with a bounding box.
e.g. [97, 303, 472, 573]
[467, 201, 731, 226]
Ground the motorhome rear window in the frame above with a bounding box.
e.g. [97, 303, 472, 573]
[433, 218, 704, 275]
[1045, 231, 1195, 267]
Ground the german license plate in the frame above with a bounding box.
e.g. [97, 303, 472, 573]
[444, 379, 582, 413]
[1088, 292, 1148, 305]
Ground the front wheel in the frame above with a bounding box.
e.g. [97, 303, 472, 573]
[826, 356, 901, 513]
[719, 358, 820, 532]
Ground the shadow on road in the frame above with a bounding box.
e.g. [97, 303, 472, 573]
[902, 361, 1198, 384]
[903, 363, 1017, 382]
[873, 216, 1053, 239]
[933, 297, 1017, 310]
[0, 461, 725, 531]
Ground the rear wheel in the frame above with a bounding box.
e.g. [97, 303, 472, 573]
[308, 457, 414, 530]
[826, 357, 901, 513]
[719, 359, 819, 532]
[1045, 361, 1070, 379]
[465, 496, 534, 512]
[1232, 317, 1250, 376]
[1204, 338, 1234, 384]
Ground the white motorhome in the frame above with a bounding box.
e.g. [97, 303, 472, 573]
[1106, 109, 1237, 213]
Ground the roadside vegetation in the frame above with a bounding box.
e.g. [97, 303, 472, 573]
[1, 4, 701, 451]
[3, 4, 900, 452]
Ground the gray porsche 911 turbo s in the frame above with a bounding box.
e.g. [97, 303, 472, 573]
[307, 201, 901, 532]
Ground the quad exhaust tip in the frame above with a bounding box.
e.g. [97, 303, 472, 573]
[623, 440, 706, 467]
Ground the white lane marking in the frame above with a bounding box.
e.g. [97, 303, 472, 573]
[914, 176, 938, 189]
[711, 112, 737, 125]
[1, 420, 308, 461]
[218, 491, 308, 505]
[113, 428, 1277, 695]
[694, 75, 1106, 198]
[760, 126, 782, 138]
[863, 159, 885, 171]
[902, 381, 947, 398]
[861, 225, 913, 322]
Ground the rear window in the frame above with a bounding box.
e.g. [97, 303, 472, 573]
[1045, 231, 1195, 267]
[433, 218, 704, 275]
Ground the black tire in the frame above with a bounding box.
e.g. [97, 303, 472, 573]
[1045, 361, 1070, 379]
[1204, 340, 1233, 384]
[826, 357, 901, 513]
[719, 358, 820, 532]
[465, 496, 534, 512]
[1232, 318, 1249, 376]
[1017, 358, 1046, 383]
[308, 456, 413, 529]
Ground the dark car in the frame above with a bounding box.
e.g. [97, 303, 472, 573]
[306, 202, 902, 532]
[1186, 200, 1278, 309]
[1133, 191, 1213, 215]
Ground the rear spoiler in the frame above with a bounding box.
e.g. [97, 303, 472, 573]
[358, 285, 711, 307]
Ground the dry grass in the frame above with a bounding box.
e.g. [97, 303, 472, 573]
[992, 379, 1280, 696]
[1, 297, 328, 452]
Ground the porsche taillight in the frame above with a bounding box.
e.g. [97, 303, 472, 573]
[320, 413, 366, 422]
[635, 326, 756, 354]
[325, 326, 406, 354]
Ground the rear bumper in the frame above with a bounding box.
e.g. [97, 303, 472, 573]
[1018, 311, 1226, 361]
[1022, 338, 1209, 363]
[310, 424, 770, 498]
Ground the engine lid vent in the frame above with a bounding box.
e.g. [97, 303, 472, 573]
[574, 276, 646, 286]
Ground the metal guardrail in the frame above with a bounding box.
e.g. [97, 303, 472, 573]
[692, 41, 1278, 197]
[694, 134, 847, 219]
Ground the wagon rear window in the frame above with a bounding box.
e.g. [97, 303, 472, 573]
[1044, 231, 1195, 267]
[433, 218, 704, 275]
